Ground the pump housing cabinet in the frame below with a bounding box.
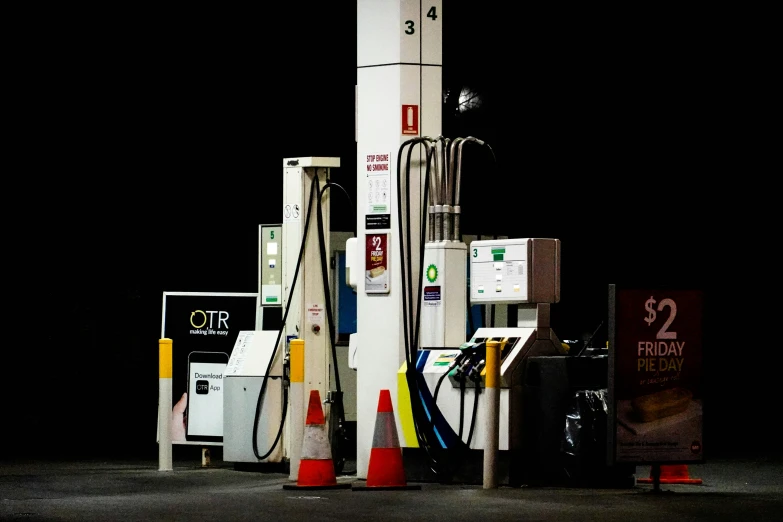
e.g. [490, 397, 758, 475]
[469, 238, 560, 305]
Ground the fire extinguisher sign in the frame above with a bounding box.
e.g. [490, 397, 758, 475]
[402, 104, 419, 135]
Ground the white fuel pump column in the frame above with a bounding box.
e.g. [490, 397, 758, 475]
[282, 157, 339, 464]
[356, 0, 443, 479]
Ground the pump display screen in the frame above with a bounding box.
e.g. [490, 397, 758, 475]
[186, 361, 226, 439]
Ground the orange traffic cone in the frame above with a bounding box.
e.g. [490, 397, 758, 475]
[352, 389, 421, 491]
[283, 390, 350, 490]
[637, 464, 703, 485]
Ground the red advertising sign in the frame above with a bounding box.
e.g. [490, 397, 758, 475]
[609, 286, 704, 464]
[402, 104, 418, 135]
[365, 233, 390, 294]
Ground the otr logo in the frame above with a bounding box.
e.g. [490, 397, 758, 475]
[190, 310, 229, 329]
[196, 380, 209, 394]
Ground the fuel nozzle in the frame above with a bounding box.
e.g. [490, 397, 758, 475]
[465, 357, 483, 382]
[453, 341, 487, 384]
[282, 352, 291, 386]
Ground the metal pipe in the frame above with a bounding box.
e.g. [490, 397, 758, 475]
[451, 138, 464, 241]
[453, 137, 485, 240]
[454, 136, 484, 208]
[439, 137, 450, 207]
[427, 140, 440, 207]
[447, 138, 464, 241]
[418, 140, 438, 242]
[448, 137, 464, 207]
[438, 137, 451, 240]
[428, 141, 444, 241]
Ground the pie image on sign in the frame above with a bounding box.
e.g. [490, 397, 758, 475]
[631, 387, 693, 422]
[369, 266, 385, 278]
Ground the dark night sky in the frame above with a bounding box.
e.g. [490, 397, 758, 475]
[8, 4, 774, 460]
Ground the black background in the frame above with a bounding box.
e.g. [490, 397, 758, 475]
[7, 3, 775, 460]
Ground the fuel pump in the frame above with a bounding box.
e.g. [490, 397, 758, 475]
[223, 158, 354, 475]
[385, 136, 567, 484]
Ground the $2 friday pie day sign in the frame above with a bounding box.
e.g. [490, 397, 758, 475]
[609, 286, 704, 464]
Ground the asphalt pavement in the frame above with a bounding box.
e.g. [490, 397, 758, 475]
[2, 454, 781, 521]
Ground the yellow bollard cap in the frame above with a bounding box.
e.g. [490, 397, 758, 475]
[485, 340, 500, 389]
[289, 338, 304, 383]
[159, 338, 173, 378]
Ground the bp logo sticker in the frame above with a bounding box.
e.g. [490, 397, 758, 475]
[426, 264, 438, 283]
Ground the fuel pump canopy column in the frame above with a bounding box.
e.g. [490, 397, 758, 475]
[356, 0, 443, 479]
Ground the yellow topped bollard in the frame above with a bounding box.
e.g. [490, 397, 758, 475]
[288, 339, 305, 481]
[158, 338, 173, 471]
[483, 340, 500, 489]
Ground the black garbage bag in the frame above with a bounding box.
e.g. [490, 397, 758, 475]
[562, 389, 608, 469]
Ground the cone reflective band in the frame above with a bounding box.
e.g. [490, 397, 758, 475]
[353, 389, 420, 490]
[283, 389, 350, 490]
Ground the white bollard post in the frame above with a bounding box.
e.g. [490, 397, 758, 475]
[483, 340, 500, 489]
[158, 338, 173, 471]
[288, 339, 305, 481]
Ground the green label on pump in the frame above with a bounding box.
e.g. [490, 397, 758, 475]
[433, 352, 459, 366]
[265, 296, 278, 303]
[493, 253, 504, 261]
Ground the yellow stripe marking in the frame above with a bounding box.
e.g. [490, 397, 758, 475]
[397, 362, 418, 448]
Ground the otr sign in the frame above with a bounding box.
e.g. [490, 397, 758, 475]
[190, 310, 229, 329]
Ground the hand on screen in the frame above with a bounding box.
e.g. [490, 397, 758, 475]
[171, 392, 187, 441]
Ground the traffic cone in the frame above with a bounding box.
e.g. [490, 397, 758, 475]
[283, 390, 351, 490]
[352, 389, 421, 491]
[637, 464, 703, 485]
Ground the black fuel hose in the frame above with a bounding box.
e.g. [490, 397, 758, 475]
[458, 377, 466, 439]
[397, 138, 447, 474]
[252, 174, 318, 460]
[466, 374, 481, 448]
[316, 178, 355, 474]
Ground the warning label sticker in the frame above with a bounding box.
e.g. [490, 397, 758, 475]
[365, 152, 391, 230]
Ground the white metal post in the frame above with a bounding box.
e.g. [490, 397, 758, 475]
[483, 340, 500, 489]
[288, 339, 305, 481]
[158, 338, 173, 471]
